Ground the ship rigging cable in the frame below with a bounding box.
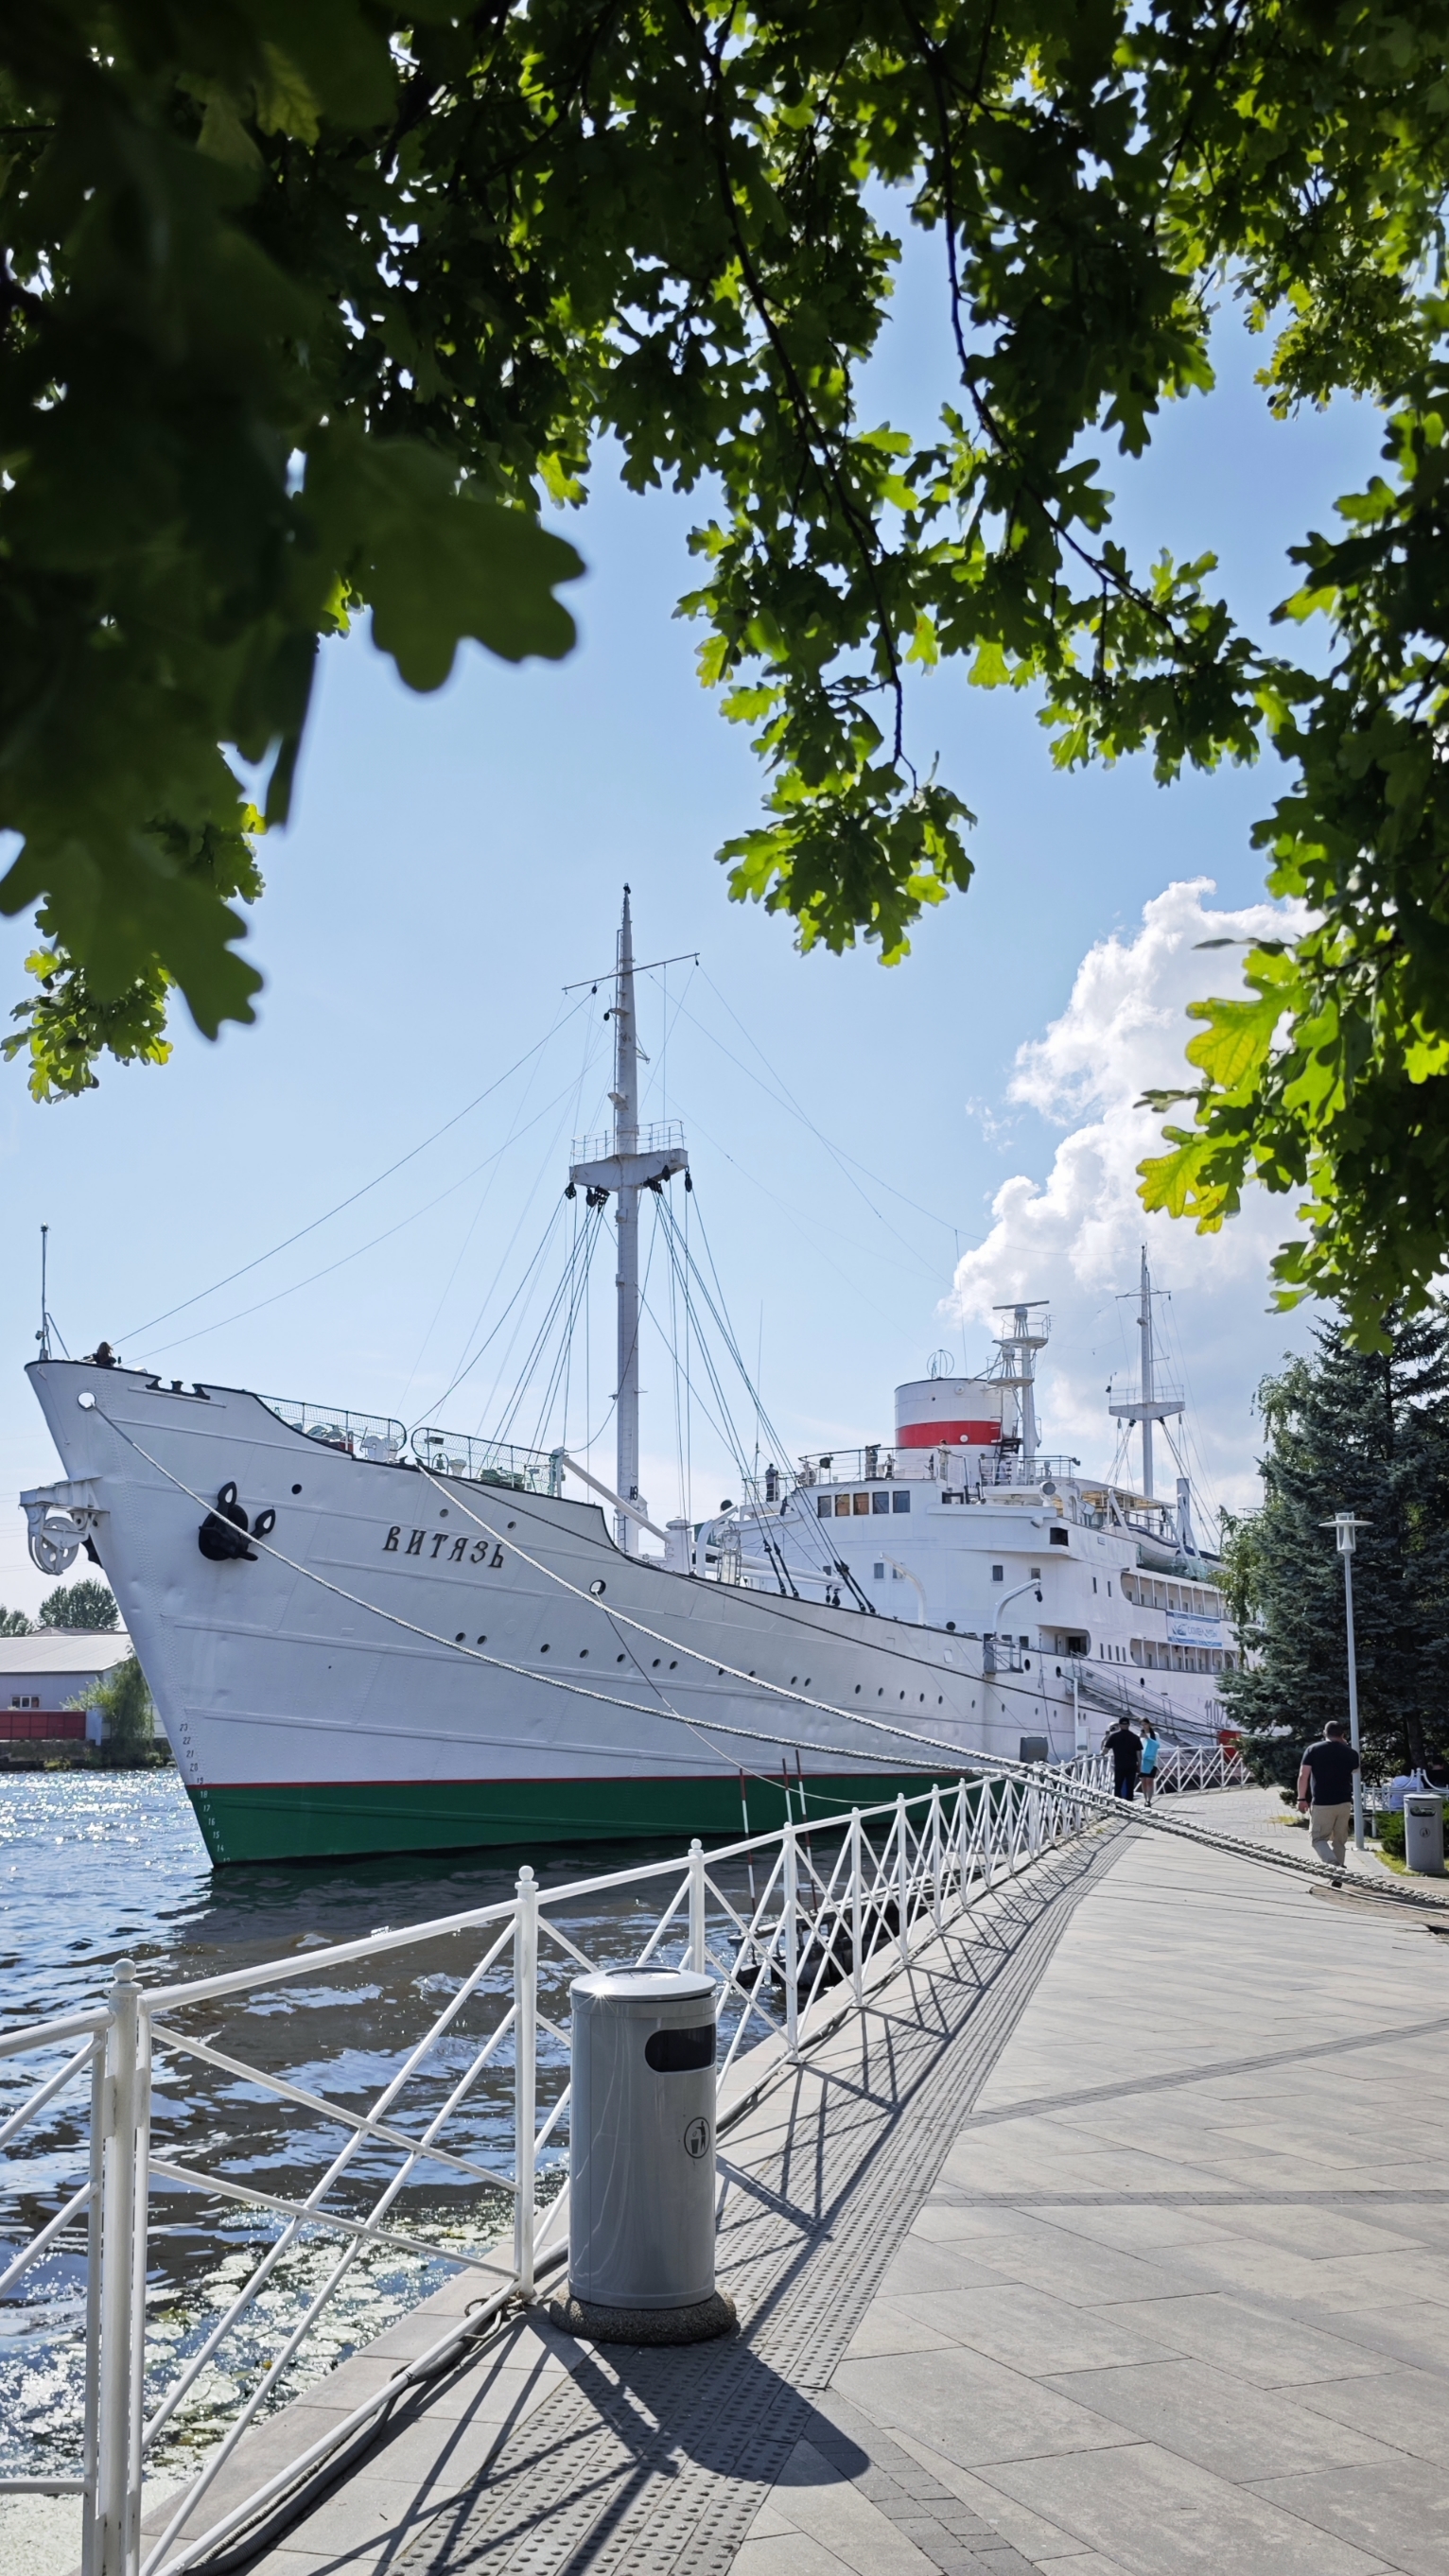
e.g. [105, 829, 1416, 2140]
[90, 1409, 1449, 1917]
[119, 996, 589, 1345]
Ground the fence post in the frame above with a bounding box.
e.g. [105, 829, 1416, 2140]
[896, 1795, 910, 1970]
[688, 1837, 707, 1974]
[930, 1786, 943, 1935]
[514, 1866, 537, 2299]
[95, 1961, 143, 2576]
[850, 1809, 864, 2010]
[782, 1823, 799, 2060]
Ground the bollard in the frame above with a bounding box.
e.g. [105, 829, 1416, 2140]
[1405, 1792, 1445, 1877]
[549, 1967, 735, 2345]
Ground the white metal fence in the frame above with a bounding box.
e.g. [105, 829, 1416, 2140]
[1155, 1745, 1248, 1793]
[0, 1756, 1179, 2576]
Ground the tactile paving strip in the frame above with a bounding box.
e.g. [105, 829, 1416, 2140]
[393, 1827, 1126, 2576]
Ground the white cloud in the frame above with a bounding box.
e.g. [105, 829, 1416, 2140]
[949, 879, 1312, 1525]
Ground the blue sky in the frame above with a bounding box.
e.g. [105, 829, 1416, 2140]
[0, 264, 1385, 1614]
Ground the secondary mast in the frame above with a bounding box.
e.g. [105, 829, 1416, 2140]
[568, 892, 689, 1551]
[613, 891, 641, 1547]
[1109, 1246, 1182, 1501]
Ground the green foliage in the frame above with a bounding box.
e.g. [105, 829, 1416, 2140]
[87, 1654, 154, 1757]
[1378, 1808, 1407, 1858]
[1224, 1311, 1449, 1782]
[39, 1578, 119, 1630]
[6, 1, 1449, 1325]
[0, 1607, 34, 1638]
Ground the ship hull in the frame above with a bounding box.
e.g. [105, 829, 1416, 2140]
[187, 1767, 954, 1866]
[27, 1364, 1018, 1864]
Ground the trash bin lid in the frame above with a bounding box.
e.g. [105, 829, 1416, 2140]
[571, 1967, 716, 2008]
[1405, 1793, 1444, 1814]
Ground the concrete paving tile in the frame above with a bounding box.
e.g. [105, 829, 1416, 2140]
[861, 2285, 1170, 2375]
[251, 2546, 386, 2574]
[974, 2438, 1395, 2574]
[942, 2231, 1188, 2310]
[1291, 2367, 1449, 2467]
[412, 2347, 569, 2424]
[885, 2431, 1099, 2559]
[1248, 2459, 1449, 2576]
[733, 2532, 853, 2575]
[843, 2301, 958, 2358]
[1321, 2303, 1449, 2376]
[278, 2470, 452, 2559]
[768, 2440, 944, 2574]
[1039, 2356, 1400, 2482]
[1102, 2292, 1397, 2387]
[1013, 2204, 1248, 2257]
[878, 2234, 1030, 2296]
[1183, 2202, 1426, 2260]
[742, 2500, 800, 2541]
[831, 2347, 1133, 2470]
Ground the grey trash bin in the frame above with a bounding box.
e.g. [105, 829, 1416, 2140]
[551, 1966, 736, 2345]
[1405, 1792, 1445, 1877]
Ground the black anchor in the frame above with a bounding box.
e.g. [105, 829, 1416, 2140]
[198, 1482, 277, 1563]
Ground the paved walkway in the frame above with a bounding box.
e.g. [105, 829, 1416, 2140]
[142, 1790, 1449, 2576]
[217, 1821, 1123, 2576]
[739, 1788, 1449, 2576]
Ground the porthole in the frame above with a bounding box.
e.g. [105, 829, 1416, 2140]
[476, 1635, 486, 1645]
[507, 1520, 516, 1530]
[653, 1658, 661, 1668]
[854, 1684, 861, 1695]
[589, 1578, 606, 1596]
[540, 1644, 550, 1654]
[455, 1630, 465, 1643]
[291, 1483, 303, 1495]
[618, 1653, 626, 1663]
[579, 1647, 588, 1658]
[669, 1660, 677, 1670]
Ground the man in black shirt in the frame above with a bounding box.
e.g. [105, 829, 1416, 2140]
[1298, 1719, 1359, 1868]
[1103, 1720, 1141, 1801]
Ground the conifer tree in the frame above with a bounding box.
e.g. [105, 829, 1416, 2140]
[1227, 1311, 1449, 1784]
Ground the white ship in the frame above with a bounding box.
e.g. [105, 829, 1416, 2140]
[19, 898, 1240, 1866]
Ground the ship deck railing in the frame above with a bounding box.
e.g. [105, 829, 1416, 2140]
[261, 1397, 408, 1461]
[410, 1428, 564, 1495]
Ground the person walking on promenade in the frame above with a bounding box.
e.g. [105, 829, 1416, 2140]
[1103, 1719, 1141, 1802]
[1298, 1719, 1360, 1868]
[1139, 1723, 1161, 1805]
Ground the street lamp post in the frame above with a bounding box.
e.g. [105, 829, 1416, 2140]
[1321, 1512, 1370, 1850]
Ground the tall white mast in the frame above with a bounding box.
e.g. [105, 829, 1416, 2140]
[568, 893, 689, 1552]
[1108, 1245, 1182, 1503]
[613, 891, 641, 1550]
[1138, 1244, 1156, 1504]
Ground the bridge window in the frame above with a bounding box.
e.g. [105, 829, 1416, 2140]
[873, 1562, 885, 1581]
[892, 1490, 911, 1513]
[853, 1492, 870, 1515]
[991, 1564, 1004, 1582]
[872, 1492, 890, 1515]
[834, 1495, 851, 1517]
[817, 1495, 831, 1518]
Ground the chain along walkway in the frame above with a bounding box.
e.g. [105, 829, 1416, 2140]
[143, 1788, 1449, 2576]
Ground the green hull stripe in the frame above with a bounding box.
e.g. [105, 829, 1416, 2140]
[186, 1771, 965, 1867]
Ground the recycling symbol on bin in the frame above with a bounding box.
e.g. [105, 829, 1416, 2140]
[683, 2115, 711, 2161]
